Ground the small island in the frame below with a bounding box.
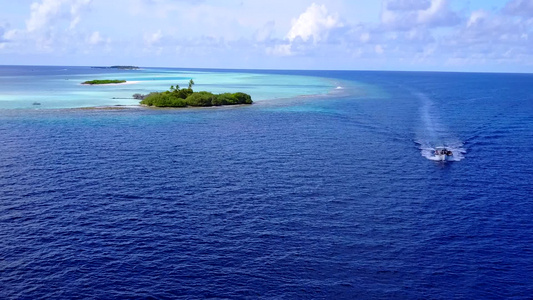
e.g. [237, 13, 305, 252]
[110, 66, 139, 70]
[82, 79, 127, 85]
[91, 66, 140, 70]
[136, 79, 253, 107]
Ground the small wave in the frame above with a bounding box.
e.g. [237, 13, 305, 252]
[335, 86, 343, 90]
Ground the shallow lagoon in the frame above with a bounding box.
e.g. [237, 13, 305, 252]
[0, 66, 339, 109]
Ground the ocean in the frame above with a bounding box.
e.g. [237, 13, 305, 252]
[1, 66, 532, 299]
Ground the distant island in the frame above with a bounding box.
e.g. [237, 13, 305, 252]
[91, 66, 140, 70]
[136, 79, 253, 107]
[83, 79, 127, 85]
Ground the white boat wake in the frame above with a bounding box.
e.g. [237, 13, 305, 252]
[419, 142, 466, 162]
[414, 92, 466, 162]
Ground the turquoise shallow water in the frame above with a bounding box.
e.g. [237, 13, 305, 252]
[0, 67, 532, 299]
[0, 66, 339, 109]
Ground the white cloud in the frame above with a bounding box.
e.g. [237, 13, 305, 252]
[255, 21, 275, 42]
[0, 0, 531, 72]
[467, 10, 488, 27]
[144, 30, 163, 46]
[267, 44, 292, 56]
[428, 6, 532, 69]
[26, 0, 91, 32]
[503, 0, 533, 17]
[0, 24, 6, 41]
[87, 31, 102, 45]
[4, 29, 19, 41]
[286, 3, 342, 43]
[416, 0, 460, 27]
[360, 32, 370, 43]
[381, 0, 460, 30]
[26, 0, 63, 32]
[465, 9, 530, 46]
[69, 0, 91, 29]
[267, 3, 343, 56]
[386, 0, 431, 11]
[405, 28, 434, 43]
[14, 0, 94, 51]
[0, 25, 8, 49]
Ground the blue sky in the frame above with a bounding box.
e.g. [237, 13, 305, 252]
[0, 0, 531, 72]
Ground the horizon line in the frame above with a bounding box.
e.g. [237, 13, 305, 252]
[1, 64, 531, 75]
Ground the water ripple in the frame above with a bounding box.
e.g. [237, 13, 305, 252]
[1, 71, 532, 299]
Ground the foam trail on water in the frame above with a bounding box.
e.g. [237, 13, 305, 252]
[419, 142, 466, 161]
[415, 92, 466, 161]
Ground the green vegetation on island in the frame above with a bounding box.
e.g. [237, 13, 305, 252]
[110, 66, 139, 70]
[91, 66, 140, 70]
[82, 79, 127, 85]
[137, 79, 253, 107]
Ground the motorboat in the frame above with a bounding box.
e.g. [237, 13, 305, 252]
[433, 147, 454, 161]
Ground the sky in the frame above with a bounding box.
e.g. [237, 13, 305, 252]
[0, 0, 531, 72]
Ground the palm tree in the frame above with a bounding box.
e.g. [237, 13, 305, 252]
[188, 79, 195, 89]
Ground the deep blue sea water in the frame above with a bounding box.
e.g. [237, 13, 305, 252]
[1, 67, 532, 299]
